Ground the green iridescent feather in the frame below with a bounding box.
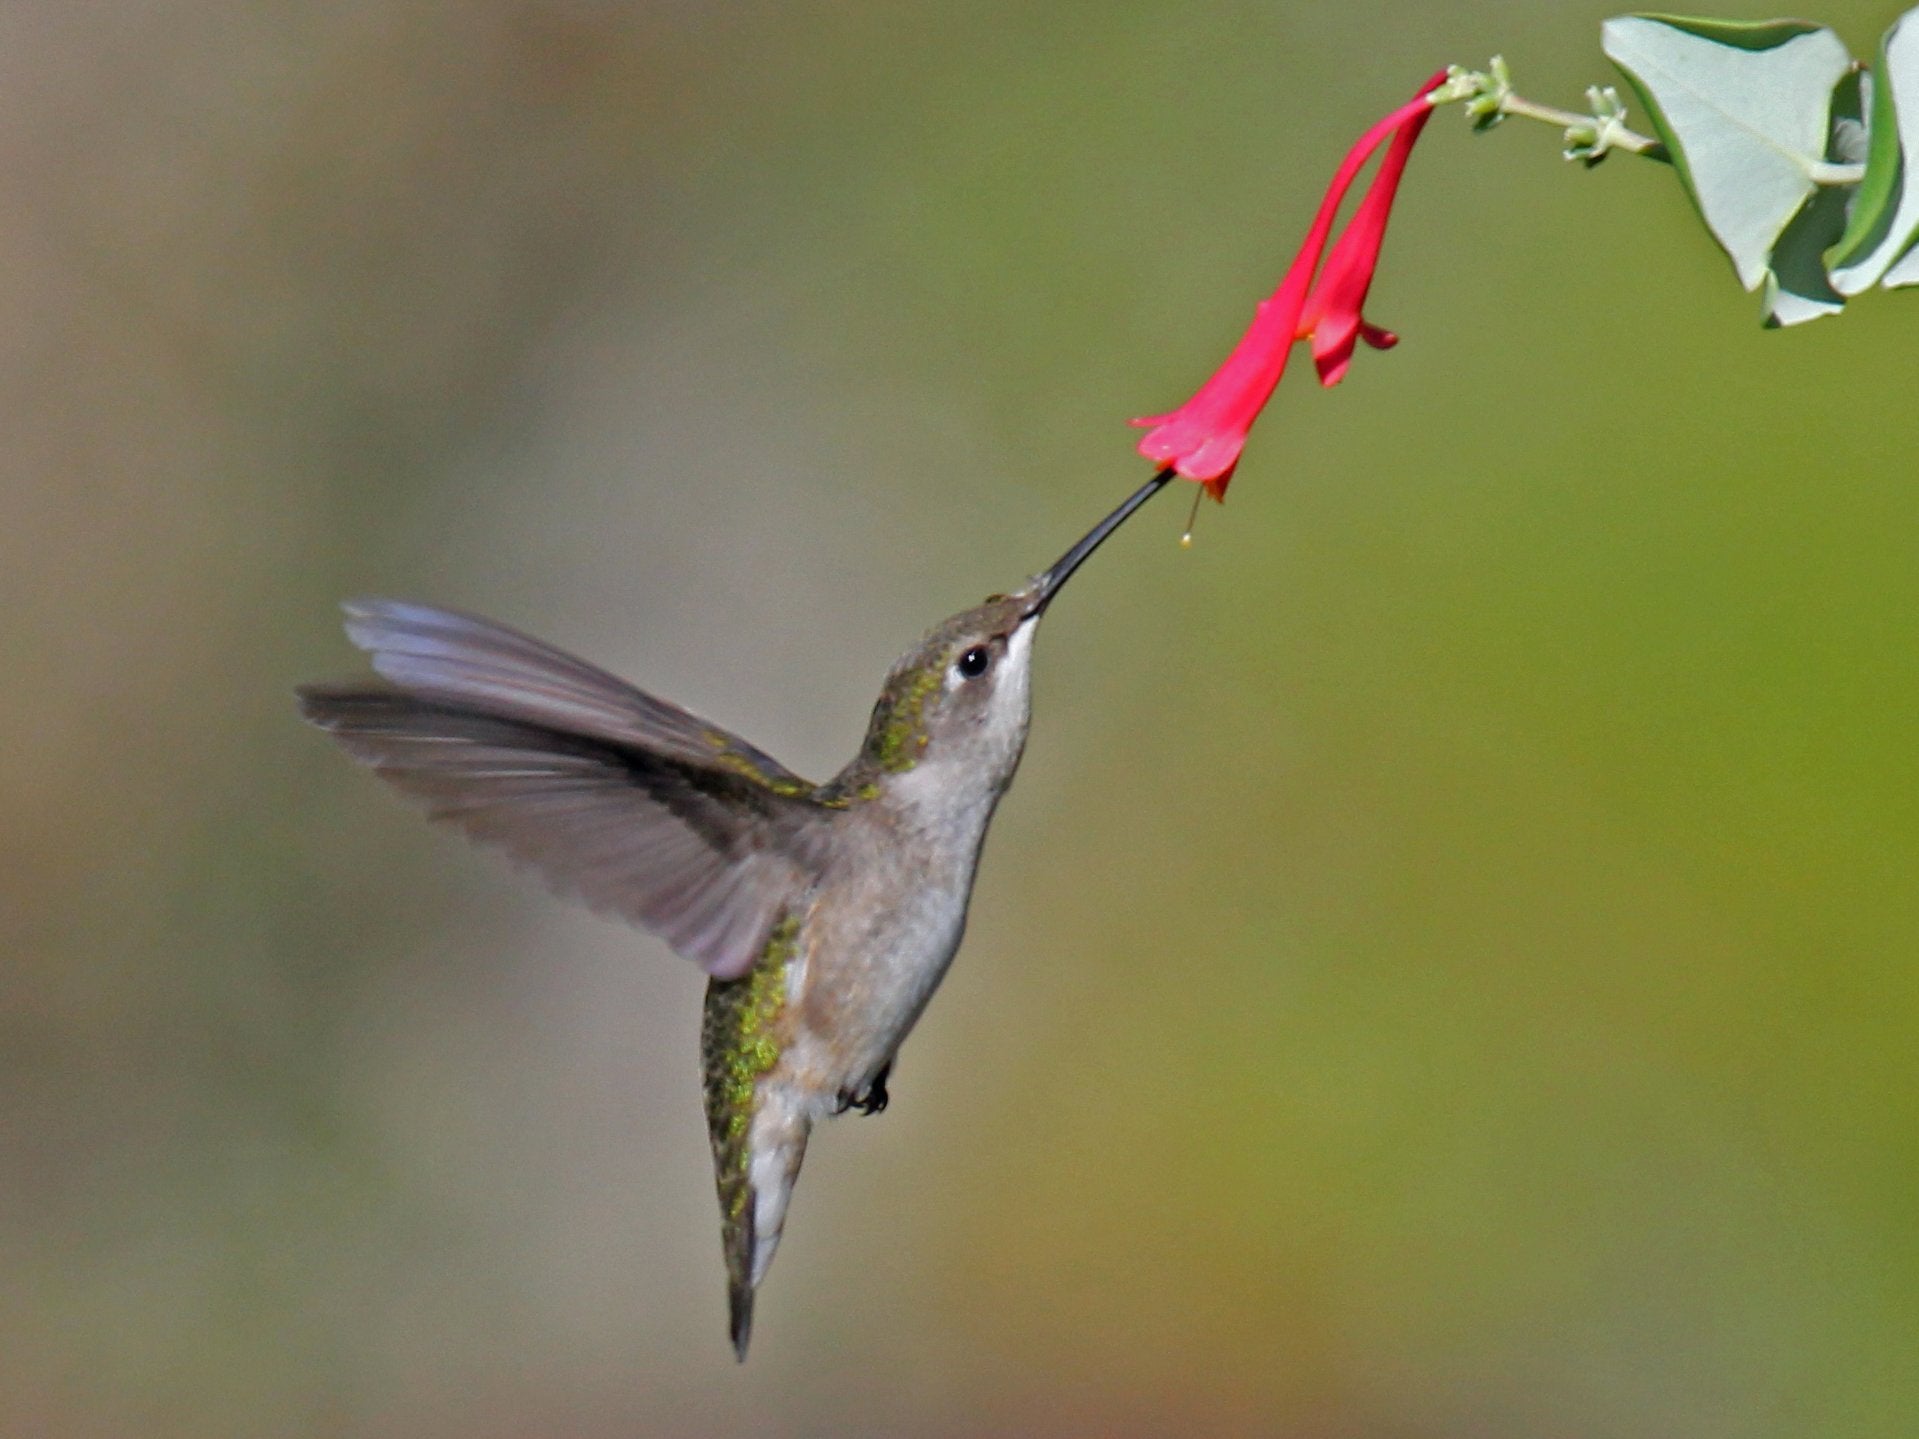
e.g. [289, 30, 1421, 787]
[701, 913, 798, 1311]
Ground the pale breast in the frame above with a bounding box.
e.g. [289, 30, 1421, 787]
[788, 791, 995, 1097]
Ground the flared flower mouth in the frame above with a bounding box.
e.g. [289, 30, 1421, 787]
[1132, 73, 1447, 501]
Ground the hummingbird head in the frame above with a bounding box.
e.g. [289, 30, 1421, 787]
[840, 473, 1170, 812]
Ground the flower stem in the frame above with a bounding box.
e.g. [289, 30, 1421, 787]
[1431, 58, 1664, 167]
[1432, 56, 1867, 183]
[1495, 93, 1662, 157]
[1807, 159, 1868, 186]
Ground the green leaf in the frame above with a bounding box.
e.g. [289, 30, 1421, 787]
[1620, 14, 1850, 54]
[1759, 63, 1866, 324]
[1827, 9, 1919, 294]
[1761, 181, 1849, 327]
[1882, 236, 1919, 286]
[1603, 14, 1853, 302]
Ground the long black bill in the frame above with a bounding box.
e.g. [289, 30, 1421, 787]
[1026, 468, 1176, 616]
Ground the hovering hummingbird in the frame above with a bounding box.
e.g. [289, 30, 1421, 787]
[297, 470, 1171, 1358]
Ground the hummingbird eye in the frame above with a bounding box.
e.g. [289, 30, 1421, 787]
[956, 645, 991, 680]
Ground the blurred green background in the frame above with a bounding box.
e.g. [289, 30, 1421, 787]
[6, 2, 1917, 1434]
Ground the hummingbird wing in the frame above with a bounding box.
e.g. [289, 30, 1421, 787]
[297, 600, 824, 981]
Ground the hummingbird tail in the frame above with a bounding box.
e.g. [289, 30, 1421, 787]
[726, 1219, 756, 1360]
[710, 1089, 812, 1362]
[703, 946, 813, 1360]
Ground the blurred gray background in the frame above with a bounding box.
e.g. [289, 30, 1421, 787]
[5, 2, 1917, 1435]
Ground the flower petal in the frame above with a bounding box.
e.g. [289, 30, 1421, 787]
[1133, 79, 1443, 491]
[1303, 73, 1444, 389]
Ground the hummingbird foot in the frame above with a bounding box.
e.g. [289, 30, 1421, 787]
[834, 1063, 891, 1117]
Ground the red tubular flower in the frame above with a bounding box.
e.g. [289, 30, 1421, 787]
[1297, 89, 1438, 387]
[1132, 73, 1446, 500]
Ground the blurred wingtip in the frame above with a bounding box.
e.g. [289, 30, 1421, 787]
[292, 684, 405, 733]
[338, 596, 408, 654]
[293, 683, 345, 725]
[337, 595, 390, 630]
[338, 596, 478, 654]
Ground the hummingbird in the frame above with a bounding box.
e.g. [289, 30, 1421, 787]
[297, 470, 1171, 1358]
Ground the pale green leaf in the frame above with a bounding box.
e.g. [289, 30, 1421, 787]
[1603, 14, 1853, 291]
[1881, 237, 1919, 285]
[1761, 181, 1849, 326]
[1827, 9, 1919, 294]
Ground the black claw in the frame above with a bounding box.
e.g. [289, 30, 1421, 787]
[859, 1065, 890, 1115]
[835, 1062, 891, 1117]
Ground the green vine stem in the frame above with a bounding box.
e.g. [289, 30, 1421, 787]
[1431, 57, 1664, 165]
[1433, 56, 1868, 184]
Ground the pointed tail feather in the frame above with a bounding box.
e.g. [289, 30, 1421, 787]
[711, 1107, 811, 1361]
[727, 1209, 757, 1361]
